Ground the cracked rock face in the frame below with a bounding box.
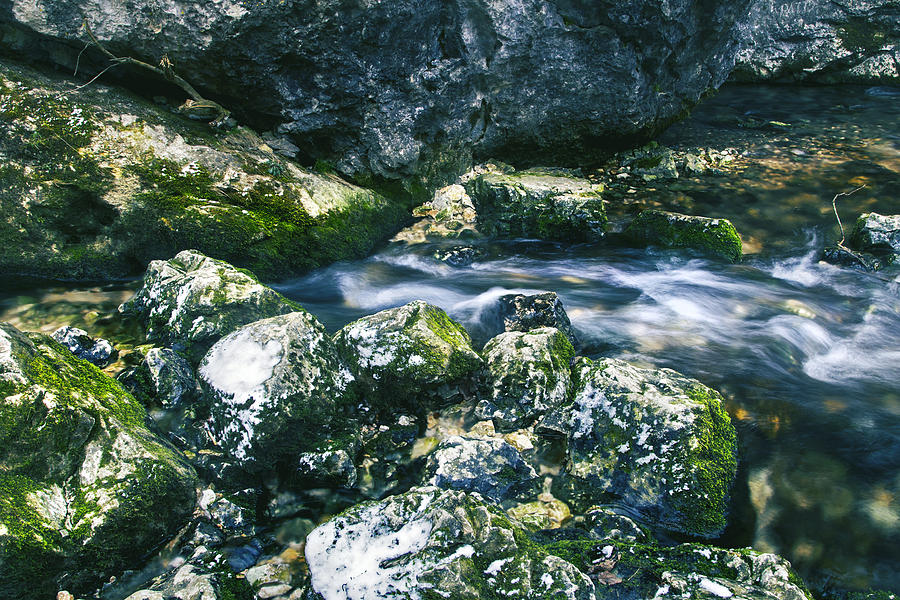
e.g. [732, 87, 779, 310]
[1, 0, 752, 182]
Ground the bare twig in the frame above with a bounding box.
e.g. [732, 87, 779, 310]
[831, 184, 866, 248]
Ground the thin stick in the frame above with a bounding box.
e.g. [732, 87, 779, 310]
[831, 184, 866, 248]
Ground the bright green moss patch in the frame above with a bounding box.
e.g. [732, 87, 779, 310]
[624, 209, 743, 262]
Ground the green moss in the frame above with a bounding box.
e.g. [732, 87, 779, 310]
[675, 385, 738, 536]
[624, 210, 743, 262]
[837, 18, 888, 53]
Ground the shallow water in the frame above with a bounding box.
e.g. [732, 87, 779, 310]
[1, 83, 899, 595]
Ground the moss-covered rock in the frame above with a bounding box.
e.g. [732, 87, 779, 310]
[117, 347, 201, 409]
[540, 357, 738, 538]
[304, 486, 596, 600]
[476, 327, 575, 432]
[543, 538, 812, 600]
[333, 301, 483, 412]
[119, 250, 300, 361]
[421, 435, 540, 503]
[198, 311, 358, 478]
[0, 322, 197, 598]
[624, 209, 743, 262]
[0, 60, 407, 281]
[464, 167, 606, 242]
[494, 292, 578, 347]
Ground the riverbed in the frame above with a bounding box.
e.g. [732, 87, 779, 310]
[2, 82, 898, 596]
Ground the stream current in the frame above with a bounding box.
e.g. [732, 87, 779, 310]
[1, 83, 898, 595]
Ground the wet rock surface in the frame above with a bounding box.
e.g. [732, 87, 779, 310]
[0, 322, 198, 598]
[495, 292, 578, 346]
[2, 0, 753, 182]
[624, 209, 744, 262]
[476, 327, 575, 432]
[333, 300, 482, 412]
[51, 325, 117, 367]
[119, 250, 300, 360]
[541, 357, 738, 537]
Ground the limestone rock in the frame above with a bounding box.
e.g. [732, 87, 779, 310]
[117, 347, 200, 408]
[0, 322, 197, 598]
[542, 357, 738, 537]
[120, 250, 300, 360]
[198, 311, 357, 476]
[2, 1, 752, 182]
[476, 327, 574, 432]
[333, 301, 482, 412]
[495, 292, 578, 346]
[624, 209, 743, 262]
[850, 213, 900, 262]
[465, 168, 606, 242]
[304, 486, 596, 600]
[0, 61, 405, 281]
[51, 326, 117, 367]
[422, 435, 539, 503]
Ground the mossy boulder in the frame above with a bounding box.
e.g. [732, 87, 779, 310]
[464, 167, 606, 242]
[476, 327, 575, 432]
[624, 209, 743, 262]
[421, 435, 540, 503]
[540, 357, 737, 537]
[0, 60, 407, 281]
[543, 538, 812, 600]
[304, 486, 596, 600]
[117, 347, 201, 409]
[333, 301, 483, 412]
[494, 292, 578, 347]
[119, 250, 300, 361]
[198, 311, 358, 478]
[0, 322, 198, 598]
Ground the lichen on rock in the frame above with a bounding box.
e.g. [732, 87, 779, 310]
[333, 301, 483, 412]
[0, 322, 197, 598]
[541, 357, 738, 537]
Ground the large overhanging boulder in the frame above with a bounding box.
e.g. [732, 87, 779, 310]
[0, 0, 752, 182]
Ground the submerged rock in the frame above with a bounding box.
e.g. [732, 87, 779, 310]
[465, 167, 606, 242]
[541, 357, 738, 537]
[0, 60, 405, 281]
[422, 435, 539, 503]
[624, 209, 743, 262]
[3, 1, 752, 183]
[120, 250, 299, 360]
[333, 301, 482, 412]
[496, 292, 578, 346]
[198, 311, 357, 477]
[398, 184, 482, 244]
[476, 327, 575, 432]
[0, 322, 197, 598]
[304, 486, 596, 600]
[51, 325, 117, 367]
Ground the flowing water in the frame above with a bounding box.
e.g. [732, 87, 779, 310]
[1, 83, 898, 595]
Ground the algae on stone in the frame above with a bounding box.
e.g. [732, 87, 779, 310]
[464, 167, 606, 242]
[476, 327, 575, 432]
[624, 209, 743, 262]
[333, 301, 483, 412]
[119, 250, 300, 360]
[0, 323, 197, 598]
[542, 357, 738, 537]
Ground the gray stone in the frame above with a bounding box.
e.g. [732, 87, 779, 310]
[733, 0, 899, 83]
[304, 486, 596, 600]
[2, 1, 753, 182]
[198, 311, 357, 476]
[422, 435, 539, 503]
[297, 448, 358, 488]
[118, 347, 200, 408]
[333, 301, 482, 411]
[465, 167, 606, 242]
[0, 322, 198, 598]
[582, 507, 647, 543]
[541, 357, 738, 537]
[476, 327, 574, 432]
[120, 250, 301, 360]
[51, 326, 117, 367]
[850, 213, 900, 260]
[496, 292, 578, 346]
